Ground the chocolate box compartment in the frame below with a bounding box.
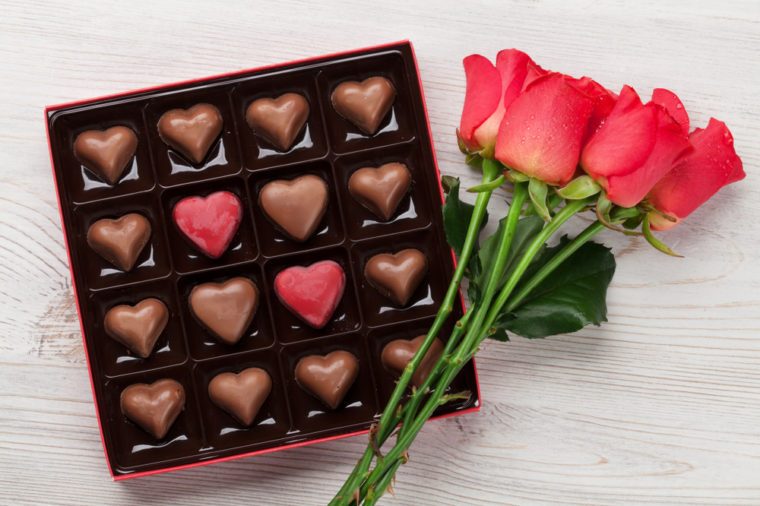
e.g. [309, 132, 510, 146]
[333, 140, 433, 240]
[161, 175, 258, 274]
[45, 41, 480, 479]
[177, 263, 275, 361]
[144, 86, 243, 187]
[102, 364, 203, 472]
[87, 278, 188, 378]
[249, 160, 344, 258]
[350, 226, 447, 328]
[72, 192, 171, 291]
[367, 315, 478, 415]
[48, 99, 155, 205]
[263, 247, 362, 344]
[280, 332, 378, 435]
[193, 349, 292, 451]
[318, 51, 415, 154]
[231, 69, 329, 171]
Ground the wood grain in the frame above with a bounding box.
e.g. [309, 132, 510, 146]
[1, 0, 759, 504]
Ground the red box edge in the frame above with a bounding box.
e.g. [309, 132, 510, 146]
[43, 39, 482, 482]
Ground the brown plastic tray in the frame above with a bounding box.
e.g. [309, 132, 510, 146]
[45, 41, 479, 478]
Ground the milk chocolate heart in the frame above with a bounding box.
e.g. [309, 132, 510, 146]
[348, 162, 411, 220]
[87, 213, 151, 271]
[259, 175, 328, 242]
[189, 277, 259, 345]
[331, 76, 396, 135]
[274, 260, 345, 329]
[208, 367, 272, 426]
[172, 190, 242, 258]
[295, 351, 359, 409]
[157, 103, 223, 164]
[104, 298, 169, 358]
[365, 248, 428, 306]
[381, 336, 444, 388]
[120, 378, 185, 439]
[246, 93, 310, 151]
[74, 126, 138, 185]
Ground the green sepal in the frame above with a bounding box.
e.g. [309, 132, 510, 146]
[467, 175, 506, 193]
[642, 213, 683, 257]
[528, 178, 551, 222]
[555, 175, 601, 200]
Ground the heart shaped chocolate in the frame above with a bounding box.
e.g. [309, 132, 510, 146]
[208, 367, 272, 426]
[172, 190, 242, 258]
[104, 298, 169, 358]
[274, 260, 346, 329]
[74, 126, 138, 185]
[157, 103, 223, 164]
[295, 351, 359, 409]
[365, 248, 428, 306]
[331, 76, 396, 135]
[120, 378, 185, 439]
[246, 93, 310, 151]
[86, 213, 151, 271]
[381, 336, 444, 388]
[259, 174, 328, 242]
[348, 162, 411, 220]
[189, 277, 259, 345]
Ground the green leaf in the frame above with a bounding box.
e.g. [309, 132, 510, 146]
[528, 178, 551, 221]
[495, 240, 616, 339]
[442, 176, 488, 298]
[489, 327, 510, 342]
[467, 175, 506, 193]
[442, 177, 488, 257]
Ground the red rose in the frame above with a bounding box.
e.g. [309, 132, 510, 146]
[580, 86, 692, 208]
[647, 118, 745, 230]
[458, 50, 544, 154]
[494, 73, 596, 186]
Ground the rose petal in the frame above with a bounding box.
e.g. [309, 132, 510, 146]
[459, 55, 501, 150]
[495, 73, 595, 186]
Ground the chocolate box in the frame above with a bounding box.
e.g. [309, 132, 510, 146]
[44, 40, 480, 479]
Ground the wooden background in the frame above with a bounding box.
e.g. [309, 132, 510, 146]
[1, 0, 758, 504]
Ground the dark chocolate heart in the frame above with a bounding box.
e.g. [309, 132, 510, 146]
[157, 103, 223, 164]
[364, 248, 428, 306]
[246, 93, 310, 151]
[208, 367, 272, 426]
[348, 162, 411, 220]
[104, 298, 169, 358]
[86, 213, 151, 271]
[259, 174, 328, 242]
[73, 126, 138, 185]
[295, 351, 359, 409]
[189, 277, 259, 345]
[331, 76, 396, 135]
[381, 336, 444, 388]
[120, 378, 185, 439]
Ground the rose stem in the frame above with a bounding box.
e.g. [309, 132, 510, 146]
[358, 198, 591, 501]
[330, 158, 502, 506]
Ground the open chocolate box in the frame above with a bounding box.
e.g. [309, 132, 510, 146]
[44, 40, 480, 479]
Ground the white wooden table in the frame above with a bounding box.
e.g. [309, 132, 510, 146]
[1, 1, 759, 504]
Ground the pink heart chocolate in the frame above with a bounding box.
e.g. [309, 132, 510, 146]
[274, 260, 346, 329]
[172, 191, 242, 258]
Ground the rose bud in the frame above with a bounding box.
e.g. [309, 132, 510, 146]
[495, 73, 596, 186]
[458, 50, 545, 157]
[575, 76, 617, 142]
[580, 86, 692, 208]
[647, 118, 745, 230]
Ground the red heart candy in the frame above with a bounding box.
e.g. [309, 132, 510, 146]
[274, 260, 346, 329]
[172, 191, 242, 258]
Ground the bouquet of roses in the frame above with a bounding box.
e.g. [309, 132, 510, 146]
[330, 49, 744, 505]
